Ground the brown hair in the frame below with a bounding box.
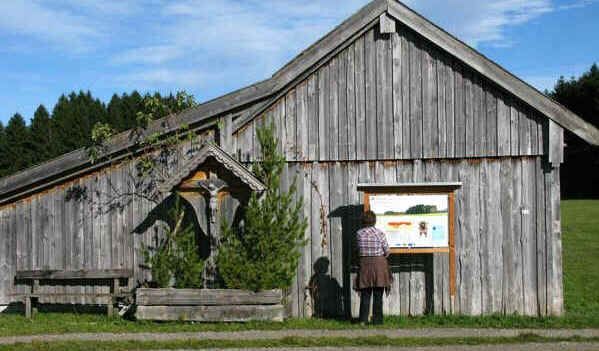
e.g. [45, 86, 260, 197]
[363, 210, 377, 227]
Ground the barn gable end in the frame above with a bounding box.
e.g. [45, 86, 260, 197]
[233, 18, 549, 163]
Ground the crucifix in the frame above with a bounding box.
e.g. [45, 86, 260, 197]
[185, 173, 228, 288]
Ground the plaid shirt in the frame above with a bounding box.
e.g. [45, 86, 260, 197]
[356, 226, 390, 257]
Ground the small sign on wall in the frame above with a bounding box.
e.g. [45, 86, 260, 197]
[358, 182, 462, 308]
[369, 193, 449, 248]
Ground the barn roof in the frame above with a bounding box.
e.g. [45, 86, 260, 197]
[157, 143, 266, 194]
[0, 0, 598, 202]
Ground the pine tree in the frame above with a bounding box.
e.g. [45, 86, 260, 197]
[52, 91, 108, 155]
[107, 94, 125, 132]
[550, 63, 599, 198]
[106, 91, 145, 132]
[4, 113, 34, 174]
[30, 105, 56, 163]
[217, 121, 308, 291]
[0, 122, 8, 177]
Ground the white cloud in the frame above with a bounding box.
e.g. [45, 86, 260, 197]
[116, 69, 207, 86]
[0, 0, 145, 53]
[114, 1, 368, 72]
[558, 0, 599, 10]
[3, 0, 589, 103]
[402, 0, 553, 47]
[105, 0, 584, 100]
[0, 1, 101, 51]
[61, 0, 143, 15]
[112, 46, 184, 65]
[523, 63, 594, 92]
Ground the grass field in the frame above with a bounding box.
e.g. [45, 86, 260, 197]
[0, 200, 596, 337]
[561, 200, 599, 321]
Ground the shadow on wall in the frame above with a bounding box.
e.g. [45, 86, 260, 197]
[132, 193, 210, 288]
[133, 193, 211, 261]
[131, 192, 247, 288]
[0, 302, 110, 315]
[330, 204, 364, 319]
[308, 257, 343, 319]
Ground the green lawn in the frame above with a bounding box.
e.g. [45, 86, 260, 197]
[562, 200, 599, 320]
[0, 200, 596, 337]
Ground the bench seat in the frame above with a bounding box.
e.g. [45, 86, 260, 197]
[16, 269, 133, 318]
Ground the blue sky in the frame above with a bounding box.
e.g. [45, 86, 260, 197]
[1, 0, 597, 125]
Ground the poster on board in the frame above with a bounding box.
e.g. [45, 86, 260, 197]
[368, 194, 449, 248]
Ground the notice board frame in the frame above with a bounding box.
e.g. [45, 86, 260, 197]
[358, 182, 462, 303]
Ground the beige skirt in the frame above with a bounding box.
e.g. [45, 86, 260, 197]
[355, 256, 393, 290]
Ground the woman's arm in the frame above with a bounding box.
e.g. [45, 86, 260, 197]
[377, 229, 391, 257]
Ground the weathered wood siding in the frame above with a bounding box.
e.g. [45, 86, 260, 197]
[256, 158, 561, 317]
[227, 21, 561, 317]
[234, 23, 545, 163]
[0, 131, 230, 305]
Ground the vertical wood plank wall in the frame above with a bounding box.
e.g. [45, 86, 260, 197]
[235, 24, 545, 164]
[0, 131, 218, 305]
[231, 21, 563, 317]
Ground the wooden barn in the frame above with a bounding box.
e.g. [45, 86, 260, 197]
[1, 0, 598, 318]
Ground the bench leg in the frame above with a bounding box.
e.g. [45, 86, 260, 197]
[107, 301, 114, 317]
[25, 296, 32, 319]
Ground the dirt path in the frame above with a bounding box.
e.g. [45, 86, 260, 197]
[150, 344, 599, 351]
[0, 328, 597, 345]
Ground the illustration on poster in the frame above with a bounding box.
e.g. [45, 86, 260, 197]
[369, 194, 449, 248]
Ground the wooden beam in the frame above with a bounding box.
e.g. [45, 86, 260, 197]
[448, 191, 456, 313]
[357, 182, 462, 193]
[379, 13, 396, 33]
[135, 304, 285, 322]
[390, 248, 449, 254]
[136, 288, 282, 306]
[387, 0, 599, 146]
[25, 296, 32, 319]
[548, 120, 564, 165]
[16, 269, 133, 280]
[219, 114, 234, 154]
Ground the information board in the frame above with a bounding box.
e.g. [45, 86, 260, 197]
[368, 194, 449, 248]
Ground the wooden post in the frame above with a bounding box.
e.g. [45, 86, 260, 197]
[25, 296, 32, 319]
[32, 279, 39, 318]
[448, 192, 456, 314]
[379, 13, 396, 34]
[108, 278, 119, 317]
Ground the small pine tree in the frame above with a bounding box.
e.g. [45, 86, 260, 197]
[142, 194, 205, 288]
[217, 121, 308, 291]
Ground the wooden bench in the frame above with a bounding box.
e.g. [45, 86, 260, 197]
[15, 269, 133, 318]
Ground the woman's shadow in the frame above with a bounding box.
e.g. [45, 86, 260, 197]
[308, 257, 343, 319]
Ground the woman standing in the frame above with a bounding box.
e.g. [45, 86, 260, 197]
[355, 210, 392, 325]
